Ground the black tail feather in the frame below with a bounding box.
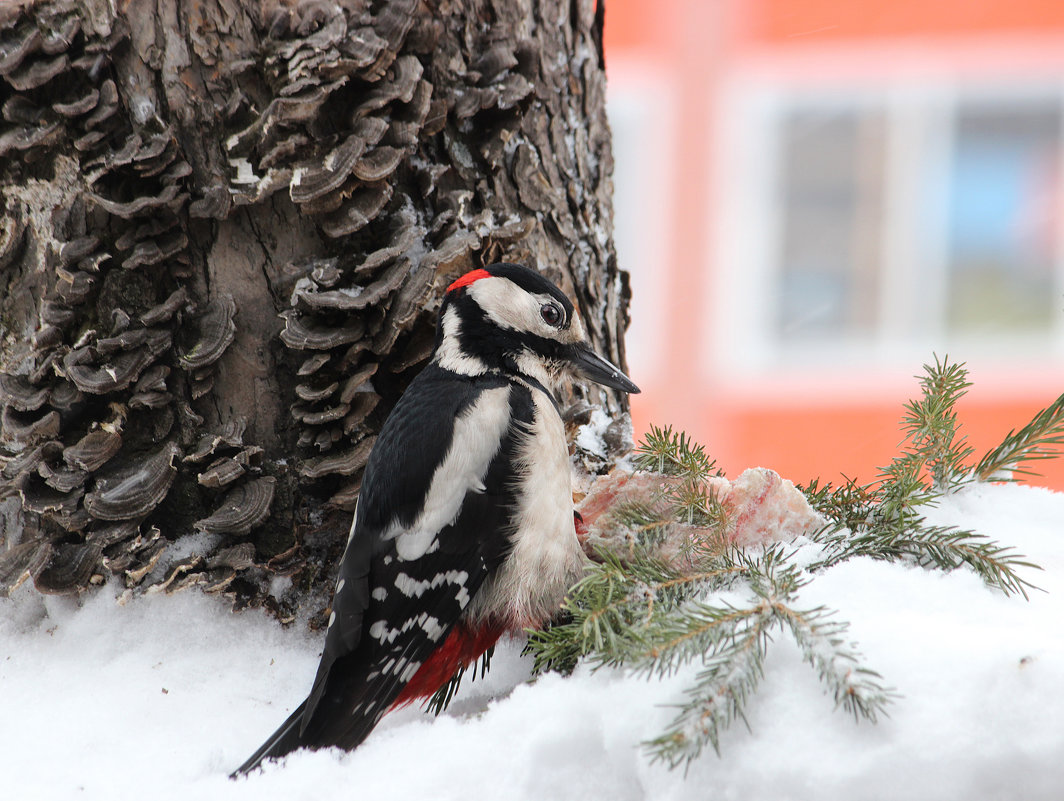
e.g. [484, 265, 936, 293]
[230, 698, 309, 778]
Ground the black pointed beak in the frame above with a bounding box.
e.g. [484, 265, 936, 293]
[569, 344, 640, 394]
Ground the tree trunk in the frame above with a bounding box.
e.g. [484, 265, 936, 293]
[0, 0, 630, 625]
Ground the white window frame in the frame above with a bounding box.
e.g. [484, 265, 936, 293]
[606, 59, 679, 386]
[708, 72, 1064, 383]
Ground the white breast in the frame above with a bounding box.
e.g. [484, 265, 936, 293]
[468, 387, 586, 627]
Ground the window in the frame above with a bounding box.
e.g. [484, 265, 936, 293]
[607, 62, 677, 382]
[723, 82, 1064, 370]
[946, 103, 1060, 334]
[777, 108, 887, 339]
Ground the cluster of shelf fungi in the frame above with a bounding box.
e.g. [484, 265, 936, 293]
[0, 0, 626, 623]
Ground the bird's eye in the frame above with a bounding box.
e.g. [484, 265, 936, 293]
[540, 304, 563, 327]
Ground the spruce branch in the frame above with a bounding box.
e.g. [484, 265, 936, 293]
[827, 524, 1038, 599]
[610, 500, 674, 548]
[634, 424, 719, 478]
[662, 476, 727, 528]
[805, 483, 1039, 598]
[974, 392, 1064, 481]
[643, 608, 771, 767]
[639, 550, 891, 768]
[801, 356, 1043, 597]
[898, 354, 974, 491]
[527, 547, 750, 675]
[777, 602, 894, 723]
[530, 545, 892, 770]
[531, 363, 1053, 770]
[634, 599, 771, 678]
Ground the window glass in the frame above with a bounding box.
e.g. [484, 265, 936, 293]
[776, 109, 886, 339]
[946, 102, 1060, 334]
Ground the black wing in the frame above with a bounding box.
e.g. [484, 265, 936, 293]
[233, 368, 533, 773]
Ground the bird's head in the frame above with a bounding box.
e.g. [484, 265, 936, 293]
[433, 263, 640, 395]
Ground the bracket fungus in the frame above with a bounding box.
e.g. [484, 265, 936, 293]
[177, 294, 237, 371]
[194, 476, 276, 536]
[84, 442, 180, 522]
[0, 0, 625, 620]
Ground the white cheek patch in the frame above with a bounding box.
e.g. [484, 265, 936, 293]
[468, 276, 585, 346]
[569, 313, 586, 342]
[388, 385, 512, 561]
[468, 277, 539, 331]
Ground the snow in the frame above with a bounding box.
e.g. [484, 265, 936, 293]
[575, 407, 612, 458]
[3, 482, 1064, 800]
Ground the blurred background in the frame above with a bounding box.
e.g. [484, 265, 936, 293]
[603, 0, 1064, 489]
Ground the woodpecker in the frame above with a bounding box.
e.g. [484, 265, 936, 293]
[232, 262, 638, 775]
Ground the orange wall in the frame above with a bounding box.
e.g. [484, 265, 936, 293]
[606, 0, 1064, 491]
[747, 0, 1064, 42]
[631, 394, 1064, 489]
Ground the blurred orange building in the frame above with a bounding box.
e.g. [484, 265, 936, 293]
[604, 0, 1064, 489]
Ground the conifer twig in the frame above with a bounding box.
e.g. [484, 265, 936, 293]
[634, 424, 719, 478]
[530, 547, 893, 770]
[898, 354, 973, 491]
[776, 604, 894, 722]
[529, 361, 1051, 769]
[640, 551, 892, 768]
[806, 498, 1039, 598]
[974, 392, 1064, 482]
[643, 609, 771, 767]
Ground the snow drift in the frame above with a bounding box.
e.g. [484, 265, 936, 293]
[2, 482, 1063, 800]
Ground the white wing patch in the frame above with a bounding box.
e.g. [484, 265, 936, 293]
[367, 610, 452, 646]
[393, 529, 437, 562]
[394, 569, 470, 598]
[388, 385, 512, 561]
[420, 615, 446, 641]
[368, 619, 395, 643]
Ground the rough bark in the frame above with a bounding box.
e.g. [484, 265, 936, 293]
[0, 0, 630, 625]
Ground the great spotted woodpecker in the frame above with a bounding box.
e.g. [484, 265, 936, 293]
[232, 262, 638, 775]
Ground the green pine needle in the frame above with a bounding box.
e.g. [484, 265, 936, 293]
[644, 612, 770, 767]
[634, 424, 719, 478]
[898, 354, 974, 491]
[778, 603, 895, 723]
[527, 354, 1048, 771]
[974, 392, 1064, 482]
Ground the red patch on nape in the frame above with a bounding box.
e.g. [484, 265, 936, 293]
[389, 620, 506, 710]
[446, 268, 491, 293]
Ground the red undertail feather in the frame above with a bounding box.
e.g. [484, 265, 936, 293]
[446, 268, 491, 293]
[390, 621, 506, 709]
